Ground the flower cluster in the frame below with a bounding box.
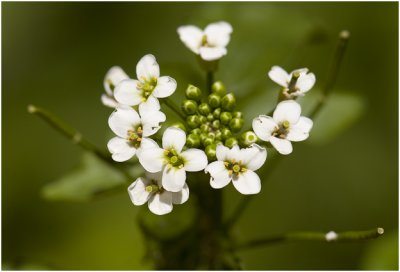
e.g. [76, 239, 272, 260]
[102, 21, 316, 215]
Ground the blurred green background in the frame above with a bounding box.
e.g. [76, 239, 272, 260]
[2, 2, 398, 270]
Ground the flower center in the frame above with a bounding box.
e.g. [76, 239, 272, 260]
[224, 160, 247, 176]
[145, 180, 164, 194]
[164, 149, 185, 169]
[127, 125, 143, 148]
[271, 120, 290, 139]
[137, 77, 158, 100]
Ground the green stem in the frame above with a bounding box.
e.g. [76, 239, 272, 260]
[162, 98, 186, 121]
[206, 71, 214, 94]
[234, 227, 384, 250]
[28, 104, 132, 180]
[309, 30, 350, 119]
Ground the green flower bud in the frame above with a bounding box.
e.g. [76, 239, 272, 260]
[232, 111, 243, 118]
[205, 144, 217, 161]
[207, 113, 214, 121]
[171, 122, 186, 132]
[198, 103, 211, 115]
[221, 127, 232, 140]
[211, 81, 226, 97]
[215, 140, 223, 145]
[186, 133, 201, 148]
[185, 84, 202, 101]
[221, 93, 236, 111]
[229, 117, 244, 132]
[181, 99, 198, 115]
[213, 108, 221, 119]
[225, 137, 238, 148]
[212, 120, 220, 129]
[207, 132, 216, 140]
[199, 115, 207, 124]
[220, 112, 232, 125]
[215, 130, 222, 141]
[200, 133, 208, 143]
[191, 128, 201, 135]
[203, 136, 214, 147]
[200, 124, 209, 133]
[187, 115, 200, 128]
[240, 131, 258, 146]
[208, 93, 221, 108]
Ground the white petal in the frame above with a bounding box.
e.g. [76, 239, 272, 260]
[138, 95, 160, 113]
[205, 161, 231, 189]
[101, 94, 119, 108]
[181, 149, 208, 172]
[107, 137, 137, 162]
[136, 54, 160, 81]
[148, 193, 173, 215]
[172, 183, 189, 204]
[252, 115, 277, 141]
[141, 111, 166, 137]
[138, 147, 165, 173]
[152, 76, 177, 98]
[273, 100, 301, 124]
[127, 177, 151, 206]
[108, 107, 141, 138]
[296, 72, 316, 93]
[162, 127, 186, 152]
[114, 79, 143, 106]
[104, 66, 129, 95]
[226, 145, 241, 161]
[204, 21, 232, 48]
[232, 170, 261, 195]
[240, 144, 267, 171]
[216, 144, 230, 161]
[199, 47, 227, 61]
[138, 137, 159, 151]
[270, 137, 293, 155]
[177, 25, 204, 54]
[287, 117, 313, 142]
[268, 66, 290, 87]
[162, 166, 186, 192]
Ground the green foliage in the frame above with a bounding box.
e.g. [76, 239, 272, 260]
[41, 153, 142, 201]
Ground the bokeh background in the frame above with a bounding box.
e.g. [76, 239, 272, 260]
[2, 2, 398, 270]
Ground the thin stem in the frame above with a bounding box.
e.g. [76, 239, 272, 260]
[309, 30, 350, 119]
[206, 71, 214, 94]
[162, 98, 186, 121]
[224, 154, 282, 230]
[28, 104, 132, 180]
[235, 227, 384, 250]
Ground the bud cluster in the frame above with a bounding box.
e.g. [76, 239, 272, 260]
[181, 81, 255, 160]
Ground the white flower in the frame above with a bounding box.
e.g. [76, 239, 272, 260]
[268, 66, 316, 97]
[252, 100, 313, 155]
[128, 171, 189, 215]
[177, 21, 233, 61]
[114, 54, 177, 108]
[205, 144, 267, 195]
[107, 96, 166, 162]
[102, 66, 129, 108]
[139, 127, 208, 192]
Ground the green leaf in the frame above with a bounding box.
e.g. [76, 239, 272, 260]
[299, 90, 365, 145]
[41, 152, 143, 201]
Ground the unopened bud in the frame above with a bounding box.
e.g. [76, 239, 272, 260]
[211, 81, 226, 97]
[220, 112, 232, 125]
[240, 131, 258, 146]
[205, 144, 217, 160]
[187, 115, 200, 128]
[213, 108, 221, 119]
[225, 137, 238, 148]
[199, 115, 207, 124]
[221, 93, 236, 111]
[229, 117, 244, 132]
[181, 99, 198, 115]
[185, 84, 202, 101]
[186, 133, 201, 148]
[203, 136, 214, 147]
[221, 127, 232, 140]
[200, 124, 209, 133]
[208, 93, 221, 108]
[212, 119, 221, 129]
[171, 122, 186, 132]
[191, 128, 201, 135]
[207, 113, 214, 121]
[232, 111, 243, 118]
[215, 130, 222, 140]
[198, 103, 211, 115]
[207, 132, 216, 140]
[200, 133, 208, 143]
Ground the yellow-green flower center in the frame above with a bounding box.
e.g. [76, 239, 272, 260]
[224, 160, 247, 176]
[127, 126, 143, 148]
[272, 121, 290, 139]
[164, 149, 185, 168]
[137, 77, 158, 100]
